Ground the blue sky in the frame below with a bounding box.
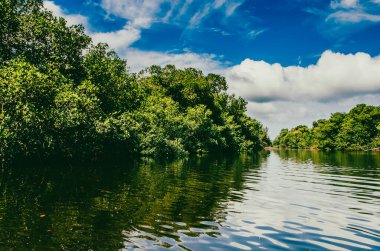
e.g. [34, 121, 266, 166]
[45, 0, 380, 138]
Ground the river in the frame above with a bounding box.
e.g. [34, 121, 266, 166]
[0, 151, 379, 250]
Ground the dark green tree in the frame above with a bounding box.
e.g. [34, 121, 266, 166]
[0, 0, 271, 160]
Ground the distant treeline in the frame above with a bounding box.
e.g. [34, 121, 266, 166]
[0, 0, 270, 159]
[273, 104, 380, 151]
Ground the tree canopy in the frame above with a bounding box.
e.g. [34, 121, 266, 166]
[0, 0, 270, 159]
[273, 104, 380, 151]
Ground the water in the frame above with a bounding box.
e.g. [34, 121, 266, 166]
[0, 151, 379, 250]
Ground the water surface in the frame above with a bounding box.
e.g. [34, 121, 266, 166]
[0, 151, 379, 250]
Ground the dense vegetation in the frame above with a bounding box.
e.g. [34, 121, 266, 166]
[273, 104, 380, 151]
[0, 0, 270, 159]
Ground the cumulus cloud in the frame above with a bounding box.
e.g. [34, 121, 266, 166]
[44, 0, 90, 28]
[226, 50, 380, 102]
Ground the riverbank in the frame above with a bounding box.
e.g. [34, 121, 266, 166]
[265, 146, 380, 152]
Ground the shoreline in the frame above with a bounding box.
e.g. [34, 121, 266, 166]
[264, 147, 380, 152]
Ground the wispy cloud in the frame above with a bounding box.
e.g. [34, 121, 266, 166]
[189, 0, 227, 28]
[43, 0, 228, 74]
[99, 0, 243, 29]
[94, 0, 246, 51]
[327, 0, 380, 23]
[100, 0, 164, 29]
[188, 0, 242, 28]
[225, 1, 242, 16]
[247, 28, 267, 40]
[327, 10, 380, 23]
[330, 0, 359, 9]
[210, 28, 231, 36]
[306, 0, 380, 38]
[124, 49, 226, 73]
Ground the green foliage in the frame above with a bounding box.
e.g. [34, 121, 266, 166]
[0, 59, 66, 157]
[0, 0, 90, 82]
[53, 80, 103, 156]
[0, 1, 270, 159]
[273, 126, 312, 149]
[83, 44, 141, 113]
[273, 129, 289, 147]
[273, 104, 380, 151]
[0, 0, 43, 63]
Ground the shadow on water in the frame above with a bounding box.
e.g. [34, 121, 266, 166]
[0, 153, 268, 250]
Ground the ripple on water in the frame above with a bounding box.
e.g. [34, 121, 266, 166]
[1, 151, 380, 250]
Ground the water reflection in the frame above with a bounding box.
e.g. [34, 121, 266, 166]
[276, 150, 380, 178]
[0, 154, 267, 250]
[1, 151, 380, 250]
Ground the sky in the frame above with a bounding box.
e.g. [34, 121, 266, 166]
[44, 0, 380, 138]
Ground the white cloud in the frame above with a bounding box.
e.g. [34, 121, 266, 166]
[189, 3, 215, 27]
[91, 25, 141, 52]
[99, 0, 242, 29]
[247, 29, 267, 40]
[44, 1, 142, 50]
[227, 51, 380, 138]
[210, 28, 231, 36]
[44, 0, 90, 28]
[188, 0, 241, 27]
[226, 50, 380, 102]
[46, 0, 247, 54]
[96, 0, 243, 52]
[331, 0, 359, 9]
[42, 0, 229, 71]
[327, 0, 380, 24]
[327, 10, 380, 23]
[100, 0, 166, 28]
[123, 49, 226, 73]
[225, 1, 242, 16]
